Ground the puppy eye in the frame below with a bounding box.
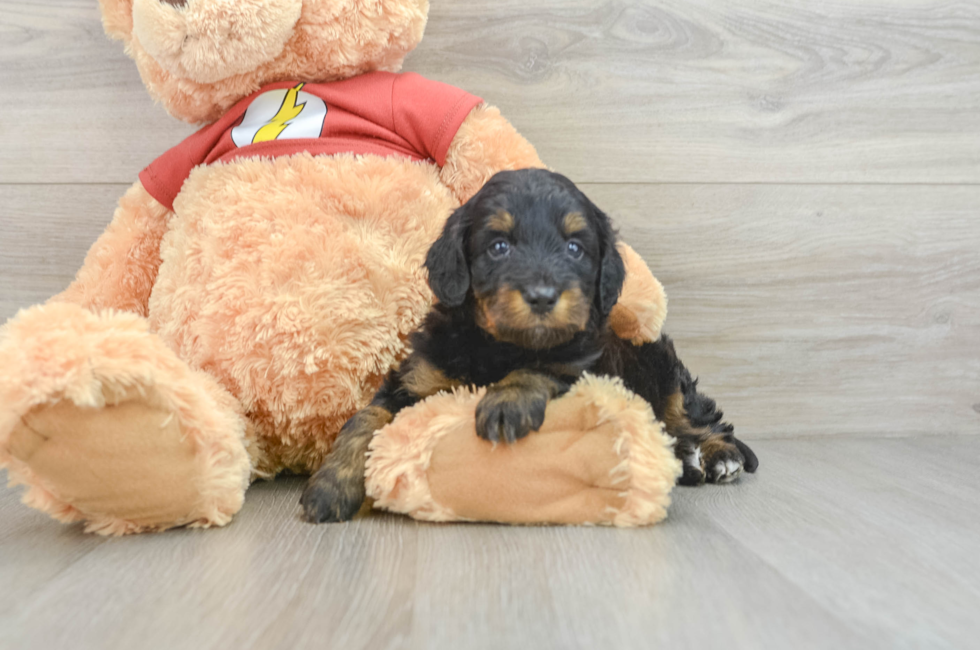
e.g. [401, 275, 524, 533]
[488, 239, 511, 259]
[566, 240, 584, 259]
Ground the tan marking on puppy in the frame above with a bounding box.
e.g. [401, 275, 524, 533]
[550, 285, 590, 330]
[495, 369, 564, 396]
[326, 405, 393, 479]
[473, 288, 529, 339]
[477, 284, 591, 349]
[401, 359, 461, 398]
[344, 405, 392, 438]
[502, 288, 537, 329]
[475, 294, 500, 337]
[662, 391, 688, 431]
[700, 434, 737, 460]
[487, 210, 514, 233]
[562, 212, 588, 236]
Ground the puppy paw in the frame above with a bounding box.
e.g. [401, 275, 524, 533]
[300, 467, 365, 523]
[475, 388, 547, 444]
[702, 442, 745, 484]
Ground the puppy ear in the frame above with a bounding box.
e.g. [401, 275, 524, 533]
[425, 206, 470, 307]
[592, 206, 626, 315]
[599, 238, 626, 315]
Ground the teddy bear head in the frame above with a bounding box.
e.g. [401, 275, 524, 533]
[99, 0, 429, 124]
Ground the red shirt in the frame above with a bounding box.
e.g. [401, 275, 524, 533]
[139, 72, 483, 210]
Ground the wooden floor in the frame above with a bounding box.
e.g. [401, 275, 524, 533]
[1, 1, 978, 648]
[3, 436, 980, 649]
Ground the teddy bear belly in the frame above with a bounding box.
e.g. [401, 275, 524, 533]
[146, 153, 457, 473]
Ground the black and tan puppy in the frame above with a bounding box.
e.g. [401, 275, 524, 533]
[301, 169, 758, 523]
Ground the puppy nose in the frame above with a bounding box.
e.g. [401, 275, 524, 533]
[523, 286, 559, 314]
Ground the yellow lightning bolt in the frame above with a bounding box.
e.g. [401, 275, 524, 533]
[252, 83, 307, 144]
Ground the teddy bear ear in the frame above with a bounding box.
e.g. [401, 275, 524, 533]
[99, 0, 135, 43]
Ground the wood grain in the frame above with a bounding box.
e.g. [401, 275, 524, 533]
[419, 0, 980, 183]
[0, 475, 419, 650]
[586, 182, 980, 439]
[409, 513, 869, 649]
[0, 185, 123, 318]
[1, 1, 978, 183]
[3, 436, 979, 649]
[0, 0, 195, 184]
[683, 436, 980, 650]
[0, 481, 107, 617]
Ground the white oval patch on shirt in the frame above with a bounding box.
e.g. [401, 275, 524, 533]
[231, 83, 328, 147]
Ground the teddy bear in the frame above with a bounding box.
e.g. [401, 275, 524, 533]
[0, 0, 680, 534]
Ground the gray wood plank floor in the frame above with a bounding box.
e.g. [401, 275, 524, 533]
[3, 437, 978, 650]
[1, 1, 978, 648]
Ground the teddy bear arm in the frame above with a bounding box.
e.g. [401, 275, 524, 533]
[440, 104, 546, 205]
[608, 243, 669, 345]
[54, 180, 170, 316]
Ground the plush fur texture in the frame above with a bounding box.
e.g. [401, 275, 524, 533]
[609, 244, 667, 346]
[55, 181, 171, 315]
[101, 0, 430, 123]
[366, 374, 682, 526]
[439, 105, 545, 205]
[132, 0, 303, 84]
[0, 303, 251, 535]
[151, 153, 459, 474]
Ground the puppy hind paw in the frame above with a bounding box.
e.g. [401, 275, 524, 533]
[703, 443, 746, 484]
[707, 458, 743, 484]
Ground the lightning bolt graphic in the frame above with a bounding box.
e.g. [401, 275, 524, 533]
[252, 83, 307, 144]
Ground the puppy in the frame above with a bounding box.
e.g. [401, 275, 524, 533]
[301, 169, 758, 523]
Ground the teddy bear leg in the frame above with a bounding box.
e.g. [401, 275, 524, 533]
[0, 302, 251, 535]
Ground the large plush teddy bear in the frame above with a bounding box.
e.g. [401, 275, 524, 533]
[0, 0, 679, 534]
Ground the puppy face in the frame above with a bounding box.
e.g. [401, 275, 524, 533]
[467, 198, 596, 349]
[425, 169, 625, 350]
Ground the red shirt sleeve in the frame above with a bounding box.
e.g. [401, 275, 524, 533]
[138, 101, 254, 211]
[391, 73, 483, 166]
[139, 75, 482, 210]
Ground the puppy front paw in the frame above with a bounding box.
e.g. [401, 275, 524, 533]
[300, 466, 365, 523]
[702, 440, 745, 484]
[475, 388, 547, 444]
